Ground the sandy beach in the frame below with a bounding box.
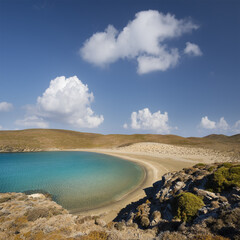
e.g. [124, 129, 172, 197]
[68, 142, 238, 222]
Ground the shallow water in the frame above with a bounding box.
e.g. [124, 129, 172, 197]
[0, 151, 144, 211]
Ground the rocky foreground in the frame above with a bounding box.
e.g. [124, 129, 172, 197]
[0, 162, 240, 240]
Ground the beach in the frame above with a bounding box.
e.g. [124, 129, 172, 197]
[70, 142, 237, 222]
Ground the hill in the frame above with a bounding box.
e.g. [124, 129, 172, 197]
[0, 129, 239, 155]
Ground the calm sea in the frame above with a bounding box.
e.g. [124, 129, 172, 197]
[0, 151, 144, 211]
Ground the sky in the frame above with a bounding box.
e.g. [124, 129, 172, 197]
[0, 0, 240, 137]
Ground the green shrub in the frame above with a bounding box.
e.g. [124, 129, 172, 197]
[193, 163, 206, 168]
[221, 162, 233, 168]
[206, 164, 240, 193]
[173, 192, 204, 222]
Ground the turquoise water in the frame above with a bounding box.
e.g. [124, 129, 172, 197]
[0, 151, 144, 211]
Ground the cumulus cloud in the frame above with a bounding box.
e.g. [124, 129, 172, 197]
[137, 48, 179, 74]
[123, 123, 128, 129]
[184, 42, 202, 56]
[200, 116, 216, 129]
[0, 102, 13, 112]
[233, 120, 240, 133]
[200, 116, 229, 131]
[15, 116, 49, 128]
[80, 10, 199, 74]
[125, 108, 172, 134]
[16, 76, 104, 129]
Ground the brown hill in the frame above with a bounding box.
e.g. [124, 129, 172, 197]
[0, 129, 239, 154]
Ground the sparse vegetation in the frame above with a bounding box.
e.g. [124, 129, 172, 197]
[174, 192, 204, 222]
[78, 231, 108, 240]
[0, 129, 239, 153]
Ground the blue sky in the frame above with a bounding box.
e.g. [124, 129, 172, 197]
[0, 0, 239, 137]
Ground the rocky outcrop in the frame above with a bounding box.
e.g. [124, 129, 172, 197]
[1, 162, 239, 240]
[114, 162, 240, 240]
[0, 192, 156, 240]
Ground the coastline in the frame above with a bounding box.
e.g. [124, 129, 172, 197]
[1, 142, 236, 223]
[64, 148, 197, 222]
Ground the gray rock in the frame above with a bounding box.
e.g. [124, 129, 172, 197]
[194, 188, 218, 200]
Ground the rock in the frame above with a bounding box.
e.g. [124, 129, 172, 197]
[194, 188, 218, 201]
[140, 216, 150, 228]
[95, 218, 106, 227]
[219, 196, 228, 203]
[199, 207, 208, 215]
[174, 181, 185, 192]
[28, 193, 46, 199]
[150, 210, 161, 226]
[162, 172, 173, 184]
[230, 194, 240, 202]
[114, 222, 125, 231]
[178, 222, 186, 232]
[0, 196, 11, 203]
[211, 201, 220, 208]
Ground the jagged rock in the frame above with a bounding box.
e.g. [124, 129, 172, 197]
[174, 181, 185, 192]
[150, 210, 161, 226]
[194, 188, 219, 201]
[219, 196, 228, 203]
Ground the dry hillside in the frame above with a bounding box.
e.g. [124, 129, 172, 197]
[0, 129, 239, 157]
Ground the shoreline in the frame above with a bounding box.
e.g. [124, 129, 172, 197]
[2, 142, 236, 223]
[64, 148, 196, 222]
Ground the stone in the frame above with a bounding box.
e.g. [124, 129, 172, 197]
[178, 222, 186, 232]
[95, 218, 106, 227]
[114, 222, 126, 231]
[194, 188, 218, 201]
[211, 201, 220, 208]
[140, 216, 150, 228]
[150, 210, 161, 226]
[174, 181, 185, 192]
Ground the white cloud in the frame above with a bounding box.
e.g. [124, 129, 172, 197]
[127, 108, 172, 134]
[0, 125, 2, 130]
[200, 116, 229, 131]
[15, 116, 49, 128]
[80, 10, 198, 74]
[217, 117, 229, 131]
[137, 48, 179, 74]
[123, 123, 128, 129]
[16, 76, 104, 129]
[0, 102, 13, 112]
[233, 120, 240, 133]
[200, 116, 216, 129]
[184, 42, 202, 56]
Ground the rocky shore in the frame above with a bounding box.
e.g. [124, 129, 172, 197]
[1, 162, 239, 240]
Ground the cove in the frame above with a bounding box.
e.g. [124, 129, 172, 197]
[0, 151, 144, 212]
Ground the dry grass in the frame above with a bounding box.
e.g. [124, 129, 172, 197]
[0, 129, 239, 155]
